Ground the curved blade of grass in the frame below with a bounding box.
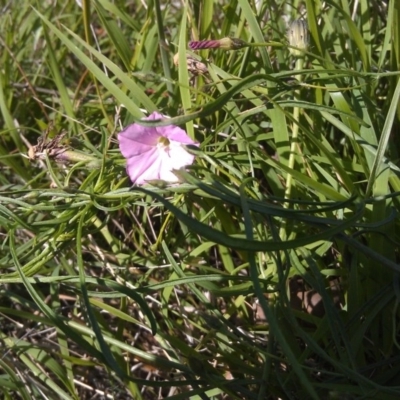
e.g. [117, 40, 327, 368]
[136, 73, 290, 127]
[177, 5, 194, 137]
[153, 0, 173, 95]
[33, 8, 154, 118]
[2, 335, 75, 399]
[66, 321, 189, 374]
[75, 204, 129, 379]
[235, 0, 290, 164]
[0, 359, 32, 400]
[336, 233, 400, 273]
[278, 99, 369, 126]
[239, 182, 319, 399]
[366, 76, 400, 197]
[329, 1, 369, 70]
[237, 0, 271, 69]
[305, 0, 323, 56]
[8, 230, 110, 389]
[321, 111, 400, 174]
[93, 1, 132, 70]
[135, 186, 365, 252]
[96, 0, 140, 29]
[181, 171, 357, 222]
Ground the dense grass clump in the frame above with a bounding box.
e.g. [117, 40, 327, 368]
[1, 0, 400, 399]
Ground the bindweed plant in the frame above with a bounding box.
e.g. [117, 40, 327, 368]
[0, 0, 400, 399]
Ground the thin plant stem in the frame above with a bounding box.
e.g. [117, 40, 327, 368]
[280, 56, 304, 240]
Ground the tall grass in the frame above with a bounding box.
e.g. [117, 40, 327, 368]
[1, 0, 399, 399]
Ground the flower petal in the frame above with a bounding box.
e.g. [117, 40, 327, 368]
[160, 124, 198, 145]
[118, 112, 167, 158]
[167, 141, 196, 168]
[157, 141, 196, 182]
[137, 154, 170, 183]
[146, 112, 197, 145]
[118, 111, 199, 185]
[118, 125, 159, 158]
[146, 112, 165, 121]
[125, 148, 160, 184]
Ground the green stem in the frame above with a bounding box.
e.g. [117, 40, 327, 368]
[280, 57, 304, 240]
[153, 0, 174, 96]
[56, 150, 101, 168]
[248, 41, 283, 48]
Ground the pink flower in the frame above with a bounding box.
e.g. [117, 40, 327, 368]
[118, 112, 198, 185]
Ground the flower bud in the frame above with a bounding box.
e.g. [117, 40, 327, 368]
[189, 39, 221, 50]
[287, 19, 309, 56]
[189, 37, 249, 51]
[218, 37, 249, 50]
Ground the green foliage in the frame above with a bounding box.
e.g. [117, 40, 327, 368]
[0, 0, 399, 398]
